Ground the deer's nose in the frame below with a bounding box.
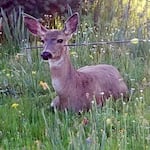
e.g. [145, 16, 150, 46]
[41, 52, 52, 60]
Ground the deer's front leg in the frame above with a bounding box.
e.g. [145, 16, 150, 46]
[50, 96, 60, 110]
[51, 96, 69, 111]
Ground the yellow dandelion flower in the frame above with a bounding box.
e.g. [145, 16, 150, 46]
[142, 77, 147, 84]
[32, 71, 36, 75]
[130, 38, 139, 44]
[39, 81, 50, 90]
[11, 103, 19, 108]
[70, 51, 77, 56]
[89, 55, 94, 60]
[6, 73, 10, 77]
[106, 118, 112, 125]
[70, 51, 78, 58]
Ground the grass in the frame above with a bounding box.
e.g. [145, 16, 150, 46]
[0, 39, 150, 150]
[0, 1, 150, 149]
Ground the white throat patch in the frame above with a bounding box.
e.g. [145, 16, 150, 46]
[48, 57, 64, 68]
[52, 78, 62, 92]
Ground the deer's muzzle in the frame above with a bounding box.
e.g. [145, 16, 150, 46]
[41, 52, 52, 60]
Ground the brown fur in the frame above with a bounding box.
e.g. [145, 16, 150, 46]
[24, 12, 128, 112]
[50, 56, 128, 112]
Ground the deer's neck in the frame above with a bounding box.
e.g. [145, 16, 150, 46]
[48, 52, 76, 93]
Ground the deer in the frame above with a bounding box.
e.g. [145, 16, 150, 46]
[23, 12, 128, 112]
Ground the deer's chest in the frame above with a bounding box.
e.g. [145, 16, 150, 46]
[52, 78, 62, 92]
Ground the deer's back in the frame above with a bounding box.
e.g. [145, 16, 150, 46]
[77, 64, 128, 99]
[78, 64, 123, 80]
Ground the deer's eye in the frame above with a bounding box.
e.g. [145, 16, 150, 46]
[57, 39, 63, 43]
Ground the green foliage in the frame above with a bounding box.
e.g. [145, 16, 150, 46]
[0, 0, 150, 149]
[1, 7, 29, 54]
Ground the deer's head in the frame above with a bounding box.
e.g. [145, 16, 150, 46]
[24, 13, 79, 61]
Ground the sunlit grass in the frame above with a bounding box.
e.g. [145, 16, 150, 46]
[0, 1, 150, 149]
[0, 34, 150, 149]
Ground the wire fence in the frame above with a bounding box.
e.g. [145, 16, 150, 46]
[24, 38, 150, 49]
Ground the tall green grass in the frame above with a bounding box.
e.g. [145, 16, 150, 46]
[0, 0, 150, 149]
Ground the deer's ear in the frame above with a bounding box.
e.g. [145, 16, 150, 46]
[23, 13, 47, 36]
[64, 13, 79, 35]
